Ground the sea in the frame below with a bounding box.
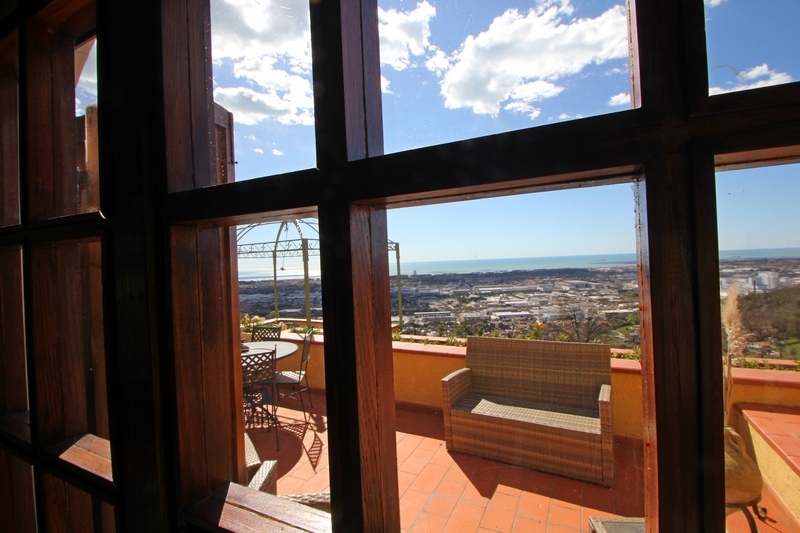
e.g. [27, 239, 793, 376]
[237, 247, 800, 281]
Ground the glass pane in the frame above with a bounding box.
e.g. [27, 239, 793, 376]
[210, 0, 316, 181]
[716, 162, 800, 531]
[706, 0, 799, 95]
[387, 184, 646, 529]
[75, 38, 99, 211]
[0, 32, 19, 227]
[379, 0, 633, 154]
[29, 240, 108, 444]
[236, 218, 328, 499]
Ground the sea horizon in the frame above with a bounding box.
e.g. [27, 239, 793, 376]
[237, 247, 800, 281]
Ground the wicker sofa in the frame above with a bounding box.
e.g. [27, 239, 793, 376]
[441, 336, 614, 487]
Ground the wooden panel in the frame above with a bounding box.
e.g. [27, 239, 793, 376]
[163, 0, 214, 192]
[171, 223, 239, 506]
[29, 0, 94, 34]
[197, 227, 235, 487]
[0, 49, 19, 227]
[187, 0, 214, 189]
[689, 144, 726, 533]
[213, 103, 235, 186]
[84, 240, 107, 438]
[25, 12, 92, 221]
[0, 246, 27, 415]
[340, 0, 383, 160]
[0, 450, 37, 533]
[318, 201, 364, 530]
[30, 242, 88, 445]
[350, 205, 398, 530]
[318, 202, 400, 531]
[41, 471, 94, 533]
[25, 22, 57, 220]
[162, 0, 194, 192]
[637, 149, 724, 532]
[171, 225, 209, 508]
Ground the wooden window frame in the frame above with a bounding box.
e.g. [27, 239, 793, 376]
[1, 0, 800, 531]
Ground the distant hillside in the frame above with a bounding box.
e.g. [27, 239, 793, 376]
[739, 286, 800, 341]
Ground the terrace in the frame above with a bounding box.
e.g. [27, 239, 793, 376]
[243, 332, 800, 532]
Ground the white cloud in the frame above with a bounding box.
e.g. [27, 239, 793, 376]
[709, 63, 792, 95]
[211, 0, 313, 126]
[378, 0, 438, 70]
[608, 92, 630, 106]
[504, 101, 542, 120]
[434, 1, 628, 117]
[704, 0, 726, 7]
[425, 49, 450, 76]
[381, 75, 393, 94]
[254, 148, 264, 154]
[76, 41, 98, 98]
[272, 149, 284, 156]
[213, 86, 314, 126]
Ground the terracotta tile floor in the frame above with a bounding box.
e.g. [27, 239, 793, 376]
[247, 392, 797, 532]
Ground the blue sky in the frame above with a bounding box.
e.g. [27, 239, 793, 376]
[75, 1, 799, 271]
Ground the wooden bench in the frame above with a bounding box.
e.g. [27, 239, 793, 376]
[442, 337, 614, 487]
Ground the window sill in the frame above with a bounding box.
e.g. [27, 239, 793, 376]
[182, 482, 332, 533]
[0, 410, 31, 445]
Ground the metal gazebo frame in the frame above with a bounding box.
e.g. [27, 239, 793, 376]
[236, 219, 403, 327]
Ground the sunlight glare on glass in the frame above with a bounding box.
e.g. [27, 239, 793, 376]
[705, 0, 799, 96]
[210, 0, 316, 180]
[378, 0, 633, 154]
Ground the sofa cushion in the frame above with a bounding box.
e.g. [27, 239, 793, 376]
[451, 392, 601, 434]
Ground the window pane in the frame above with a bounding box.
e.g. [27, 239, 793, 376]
[236, 218, 329, 501]
[0, 32, 19, 227]
[387, 184, 647, 529]
[716, 163, 800, 361]
[75, 38, 99, 212]
[706, 0, 799, 96]
[379, 0, 633, 154]
[210, 0, 316, 181]
[716, 162, 800, 531]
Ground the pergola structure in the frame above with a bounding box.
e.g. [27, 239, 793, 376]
[237, 219, 403, 327]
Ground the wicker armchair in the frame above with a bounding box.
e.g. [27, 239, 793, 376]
[442, 336, 614, 487]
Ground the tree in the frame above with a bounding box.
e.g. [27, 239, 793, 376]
[554, 303, 611, 343]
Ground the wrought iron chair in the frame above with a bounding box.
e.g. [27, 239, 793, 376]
[251, 324, 282, 341]
[270, 328, 314, 422]
[241, 348, 280, 449]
